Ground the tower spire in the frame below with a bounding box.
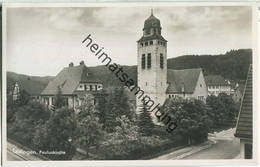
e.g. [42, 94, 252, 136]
[151, 8, 153, 16]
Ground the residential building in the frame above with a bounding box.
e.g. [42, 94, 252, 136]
[205, 75, 232, 96]
[40, 61, 105, 110]
[234, 64, 252, 159]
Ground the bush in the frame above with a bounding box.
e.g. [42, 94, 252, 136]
[161, 99, 212, 145]
[7, 101, 50, 145]
[206, 93, 239, 128]
[33, 107, 77, 160]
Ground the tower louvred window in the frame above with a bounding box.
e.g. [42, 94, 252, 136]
[142, 54, 146, 69]
[147, 53, 151, 69]
[160, 54, 164, 69]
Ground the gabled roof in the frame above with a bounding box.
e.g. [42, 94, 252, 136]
[235, 64, 252, 139]
[205, 75, 229, 86]
[166, 68, 202, 94]
[41, 64, 101, 95]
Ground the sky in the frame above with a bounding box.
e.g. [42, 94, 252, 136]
[7, 6, 252, 76]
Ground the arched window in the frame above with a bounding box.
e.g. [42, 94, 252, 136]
[160, 54, 164, 69]
[147, 53, 151, 69]
[142, 54, 145, 69]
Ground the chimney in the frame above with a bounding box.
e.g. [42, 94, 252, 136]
[80, 61, 84, 65]
[69, 62, 74, 67]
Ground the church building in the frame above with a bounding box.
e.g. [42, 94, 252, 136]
[137, 10, 208, 107]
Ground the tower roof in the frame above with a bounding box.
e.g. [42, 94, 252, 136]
[143, 10, 161, 30]
[138, 9, 167, 43]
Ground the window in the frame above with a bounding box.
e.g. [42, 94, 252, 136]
[84, 85, 90, 91]
[145, 42, 148, 46]
[89, 85, 93, 91]
[150, 41, 153, 45]
[147, 53, 151, 69]
[95, 85, 97, 91]
[200, 84, 202, 87]
[64, 97, 69, 106]
[51, 97, 54, 105]
[146, 82, 148, 86]
[160, 54, 164, 69]
[141, 54, 145, 69]
[79, 85, 82, 88]
[245, 144, 252, 159]
[141, 43, 143, 47]
[44, 97, 49, 105]
[198, 96, 204, 101]
[158, 41, 160, 45]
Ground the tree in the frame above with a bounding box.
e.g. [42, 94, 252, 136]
[8, 101, 50, 144]
[95, 94, 107, 127]
[17, 89, 30, 106]
[102, 87, 136, 133]
[206, 93, 238, 127]
[33, 107, 77, 160]
[138, 101, 154, 136]
[206, 95, 224, 126]
[77, 94, 97, 119]
[53, 86, 65, 109]
[112, 87, 135, 120]
[15, 101, 50, 122]
[104, 116, 140, 158]
[75, 94, 105, 158]
[218, 93, 238, 122]
[162, 99, 212, 145]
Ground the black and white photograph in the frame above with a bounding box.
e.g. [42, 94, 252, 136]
[1, 2, 258, 166]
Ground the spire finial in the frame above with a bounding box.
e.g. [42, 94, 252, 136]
[151, 8, 153, 16]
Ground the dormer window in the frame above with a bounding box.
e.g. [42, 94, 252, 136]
[85, 85, 90, 91]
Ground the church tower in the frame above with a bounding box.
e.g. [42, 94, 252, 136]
[137, 10, 167, 109]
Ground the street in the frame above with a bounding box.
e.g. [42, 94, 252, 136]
[183, 138, 240, 159]
[7, 141, 42, 161]
[183, 128, 240, 159]
[7, 149, 26, 161]
[153, 128, 240, 160]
